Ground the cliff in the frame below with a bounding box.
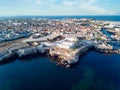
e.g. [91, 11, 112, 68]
[0, 45, 49, 62]
[0, 51, 15, 62]
[17, 46, 49, 57]
[49, 45, 92, 68]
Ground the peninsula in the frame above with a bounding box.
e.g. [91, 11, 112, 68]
[0, 18, 120, 68]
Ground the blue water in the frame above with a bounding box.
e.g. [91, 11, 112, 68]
[102, 28, 112, 37]
[0, 16, 120, 90]
[1, 15, 120, 21]
[0, 51, 120, 90]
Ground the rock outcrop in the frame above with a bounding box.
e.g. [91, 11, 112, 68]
[0, 45, 49, 62]
[17, 46, 49, 57]
[49, 45, 92, 68]
[0, 51, 15, 62]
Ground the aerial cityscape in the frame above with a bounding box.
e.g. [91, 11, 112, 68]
[0, 0, 120, 90]
[0, 17, 120, 67]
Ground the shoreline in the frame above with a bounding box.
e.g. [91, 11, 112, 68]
[0, 45, 49, 62]
[0, 44, 120, 68]
[0, 17, 120, 68]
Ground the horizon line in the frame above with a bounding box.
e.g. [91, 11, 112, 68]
[0, 14, 120, 17]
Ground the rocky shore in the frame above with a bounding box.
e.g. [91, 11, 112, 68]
[0, 51, 15, 62]
[1, 43, 120, 68]
[0, 45, 49, 62]
[17, 46, 49, 57]
[94, 46, 120, 54]
[49, 45, 92, 68]
[1, 42, 120, 68]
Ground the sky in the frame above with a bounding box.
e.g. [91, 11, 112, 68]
[0, 0, 120, 16]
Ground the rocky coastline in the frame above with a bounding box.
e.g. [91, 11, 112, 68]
[0, 45, 49, 62]
[0, 18, 120, 68]
[0, 43, 120, 68]
[94, 46, 120, 54]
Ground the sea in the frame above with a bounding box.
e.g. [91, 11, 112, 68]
[0, 16, 120, 90]
[1, 15, 120, 21]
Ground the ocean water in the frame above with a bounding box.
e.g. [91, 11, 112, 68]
[0, 51, 120, 90]
[0, 16, 120, 90]
[1, 15, 120, 21]
[102, 28, 112, 37]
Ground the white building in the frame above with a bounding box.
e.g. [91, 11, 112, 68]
[54, 37, 78, 49]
